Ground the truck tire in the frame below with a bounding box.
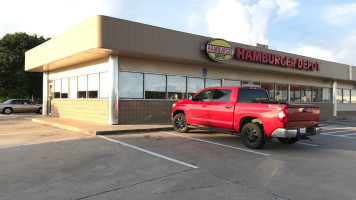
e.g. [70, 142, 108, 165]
[278, 138, 299, 144]
[241, 123, 265, 149]
[173, 113, 189, 133]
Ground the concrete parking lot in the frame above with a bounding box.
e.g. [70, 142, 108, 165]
[1, 114, 356, 200]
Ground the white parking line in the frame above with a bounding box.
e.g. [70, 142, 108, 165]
[321, 133, 356, 139]
[0, 129, 61, 136]
[296, 142, 319, 147]
[98, 135, 199, 169]
[0, 136, 88, 150]
[322, 129, 356, 134]
[160, 131, 270, 156]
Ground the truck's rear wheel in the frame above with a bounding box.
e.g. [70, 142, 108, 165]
[173, 113, 189, 133]
[278, 138, 299, 144]
[241, 123, 265, 149]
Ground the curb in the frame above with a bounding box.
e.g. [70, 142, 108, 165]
[32, 118, 173, 136]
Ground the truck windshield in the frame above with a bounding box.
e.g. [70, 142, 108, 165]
[238, 89, 269, 102]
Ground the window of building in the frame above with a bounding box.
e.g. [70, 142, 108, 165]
[54, 79, 61, 98]
[290, 85, 301, 102]
[167, 76, 186, 100]
[351, 90, 356, 103]
[88, 74, 99, 98]
[337, 89, 342, 103]
[192, 89, 214, 102]
[261, 83, 275, 101]
[119, 72, 143, 99]
[224, 80, 241, 87]
[312, 87, 322, 102]
[301, 86, 312, 102]
[212, 89, 231, 102]
[276, 84, 288, 102]
[69, 77, 77, 99]
[205, 79, 221, 88]
[61, 78, 68, 98]
[188, 77, 204, 98]
[100, 72, 109, 99]
[322, 88, 332, 103]
[145, 74, 166, 99]
[78, 75, 87, 98]
[343, 89, 350, 103]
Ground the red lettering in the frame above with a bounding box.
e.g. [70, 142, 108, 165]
[275, 55, 281, 65]
[245, 49, 252, 61]
[268, 54, 275, 64]
[252, 50, 262, 62]
[235, 47, 245, 60]
[308, 61, 313, 70]
[291, 58, 296, 68]
[286, 57, 291, 67]
[303, 60, 308, 70]
[262, 52, 268, 63]
[297, 59, 303, 69]
[280, 56, 286, 66]
[316, 62, 320, 71]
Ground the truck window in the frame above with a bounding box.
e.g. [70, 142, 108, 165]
[192, 90, 214, 102]
[212, 89, 231, 102]
[238, 89, 269, 102]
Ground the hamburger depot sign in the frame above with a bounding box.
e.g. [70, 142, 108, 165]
[205, 39, 320, 72]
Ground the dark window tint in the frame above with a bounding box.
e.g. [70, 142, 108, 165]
[238, 89, 269, 102]
[212, 89, 231, 102]
[89, 91, 98, 98]
[193, 90, 214, 102]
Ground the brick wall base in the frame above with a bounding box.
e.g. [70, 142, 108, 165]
[51, 100, 109, 124]
[118, 100, 176, 124]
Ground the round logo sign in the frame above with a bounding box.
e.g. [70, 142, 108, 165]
[206, 39, 234, 62]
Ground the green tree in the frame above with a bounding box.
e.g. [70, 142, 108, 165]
[0, 32, 49, 103]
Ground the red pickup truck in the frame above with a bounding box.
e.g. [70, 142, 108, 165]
[171, 86, 321, 149]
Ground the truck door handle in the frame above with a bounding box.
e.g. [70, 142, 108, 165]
[225, 105, 232, 108]
[202, 104, 207, 107]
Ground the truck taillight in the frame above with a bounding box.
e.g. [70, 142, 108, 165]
[278, 109, 288, 123]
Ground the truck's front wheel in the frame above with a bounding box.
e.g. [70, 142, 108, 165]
[173, 113, 189, 133]
[241, 123, 265, 149]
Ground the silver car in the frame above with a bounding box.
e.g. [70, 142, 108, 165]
[0, 99, 42, 115]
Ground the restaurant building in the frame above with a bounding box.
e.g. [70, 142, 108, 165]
[25, 15, 356, 125]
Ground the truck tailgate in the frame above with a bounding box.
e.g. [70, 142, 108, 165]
[285, 104, 320, 127]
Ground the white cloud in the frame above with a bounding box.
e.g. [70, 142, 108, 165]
[205, 0, 299, 45]
[0, 0, 116, 38]
[290, 44, 333, 61]
[323, 3, 356, 26]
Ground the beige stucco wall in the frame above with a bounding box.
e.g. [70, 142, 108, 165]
[51, 100, 109, 124]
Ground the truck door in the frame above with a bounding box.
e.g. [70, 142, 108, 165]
[207, 89, 234, 130]
[188, 89, 214, 126]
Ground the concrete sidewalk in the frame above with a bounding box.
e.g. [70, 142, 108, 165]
[32, 117, 172, 136]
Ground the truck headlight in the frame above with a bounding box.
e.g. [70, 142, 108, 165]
[172, 103, 176, 108]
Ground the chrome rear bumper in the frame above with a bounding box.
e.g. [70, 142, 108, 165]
[271, 127, 322, 138]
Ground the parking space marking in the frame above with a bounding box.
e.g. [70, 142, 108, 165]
[322, 129, 356, 134]
[160, 131, 270, 156]
[296, 142, 319, 147]
[0, 129, 61, 136]
[321, 133, 356, 139]
[0, 136, 89, 150]
[98, 135, 199, 169]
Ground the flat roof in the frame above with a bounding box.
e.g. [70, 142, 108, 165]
[25, 15, 354, 82]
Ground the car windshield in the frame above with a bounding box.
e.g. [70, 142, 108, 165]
[3, 100, 12, 104]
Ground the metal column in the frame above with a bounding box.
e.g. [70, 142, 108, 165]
[333, 80, 337, 117]
[108, 55, 119, 124]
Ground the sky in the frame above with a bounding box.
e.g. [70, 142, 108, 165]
[0, 0, 355, 66]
